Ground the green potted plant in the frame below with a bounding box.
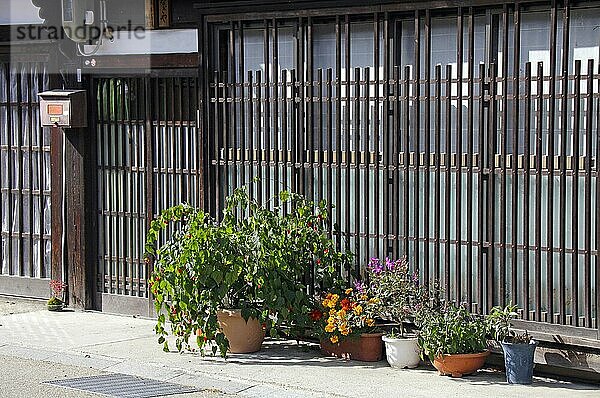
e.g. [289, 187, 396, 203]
[145, 187, 349, 357]
[367, 257, 432, 369]
[417, 303, 489, 377]
[487, 304, 537, 385]
[312, 287, 383, 362]
[47, 279, 66, 311]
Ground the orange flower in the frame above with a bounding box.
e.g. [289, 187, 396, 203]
[309, 309, 323, 321]
[340, 298, 352, 311]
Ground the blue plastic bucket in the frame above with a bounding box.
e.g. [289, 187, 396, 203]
[501, 340, 538, 385]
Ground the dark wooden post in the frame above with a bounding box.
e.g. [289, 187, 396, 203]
[47, 73, 97, 310]
[63, 125, 96, 309]
[50, 125, 63, 285]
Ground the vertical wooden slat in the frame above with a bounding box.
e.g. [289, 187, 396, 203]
[403, 66, 410, 260]
[247, 71, 255, 200]
[487, 62, 497, 310]
[335, 15, 343, 256]
[297, 18, 306, 198]
[354, 67, 361, 278]
[345, 16, 352, 271]
[212, 72, 221, 214]
[477, 63, 485, 313]
[282, 69, 289, 197]
[535, 62, 544, 322]
[306, 17, 314, 205]
[272, 19, 280, 196]
[0, 64, 3, 272]
[290, 69, 297, 194]
[559, 0, 570, 324]
[5, 63, 13, 276]
[413, 10, 421, 272]
[363, 67, 370, 275]
[499, 4, 508, 308]
[239, 23, 247, 189]
[187, 76, 195, 205]
[326, 68, 334, 242]
[434, 64, 442, 282]
[36, 69, 46, 278]
[26, 71, 34, 277]
[523, 62, 532, 317]
[97, 79, 106, 292]
[392, 65, 400, 262]
[230, 22, 238, 194]
[547, 0, 558, 323]
[374, 12, 380, 259]
[256, 70, 263, 204]
[16, 65, 23, 276]
[572, 60, 581, 326]
[423, 9, 431, 286]
[583, 59, 594, 327]
[264, 20, 271, 205]
[177, 78, 185, 203]
[595, 62, 600, 330]
[110, 79, 118, 294]
[317, 69, 324, 206]
[199, 18, 210, 213]
[144, 77, 154, 298]
[404, 65, 411, 257]
[511, 1, 521, 306]
[466, 8, 474, 309]
[221, 71, 230, 205]
[444, 64, 452, 303]
[456, 7, 463, 304]
[134, 77, 143, 296]
[127, 78, 135, 295]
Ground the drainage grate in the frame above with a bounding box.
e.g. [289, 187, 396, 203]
[44, 373, 198, 398]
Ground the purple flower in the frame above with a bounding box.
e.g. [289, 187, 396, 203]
[412, 272, 419, 286]
[368, 258, 384, 275]
[385, 257, 394, 271]
[354, 281, 366, 294]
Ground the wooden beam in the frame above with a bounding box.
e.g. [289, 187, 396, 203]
[82, 53, 198, 70]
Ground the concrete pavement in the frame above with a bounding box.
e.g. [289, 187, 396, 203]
[0, 301, 598, 398]
[0, 355, 225, 398]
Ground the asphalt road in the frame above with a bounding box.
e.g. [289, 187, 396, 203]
[0, 355, 229, 398]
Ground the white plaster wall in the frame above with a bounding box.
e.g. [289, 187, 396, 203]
[0, 0, 43, 25]
[83, 29, 198, 55]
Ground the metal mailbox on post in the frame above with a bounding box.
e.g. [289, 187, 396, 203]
[38, 89, 87, 128]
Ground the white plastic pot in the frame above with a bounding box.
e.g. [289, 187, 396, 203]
[382, 335, 420, 369]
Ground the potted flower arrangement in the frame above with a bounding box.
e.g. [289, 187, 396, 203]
[487, 304, 537, 385]
[313, 287, 382, 362]
[146, 187, 350, 358]
[418, 303, 489, 377]
[367, 257, 428, 369]
[47, 279, 66, 311]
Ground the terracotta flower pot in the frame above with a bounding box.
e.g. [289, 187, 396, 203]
[217, 309, 265, 354]
[320, 333, 384, 362]
[432, 351, 490, 377]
